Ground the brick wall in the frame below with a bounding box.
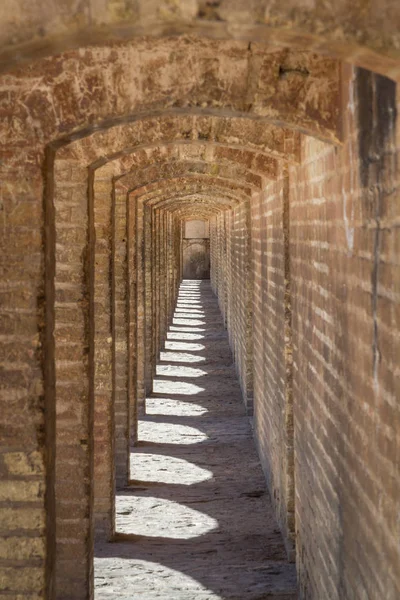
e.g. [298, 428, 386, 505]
[0, 157, 51, 598]
[0, 33, 399, 600]
[288, 67, 400, 600]
[212, 65, 400, 599]
[219, 201, 253, 411]
[113, 187, 129, 489]
[53, 158, 93, 599]
[249, 170, 295, 559]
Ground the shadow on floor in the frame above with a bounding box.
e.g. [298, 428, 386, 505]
[94, 280, 297, 600]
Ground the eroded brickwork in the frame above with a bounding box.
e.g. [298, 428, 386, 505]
[0, 15, 399, 600]
[2, 0, 400, 77]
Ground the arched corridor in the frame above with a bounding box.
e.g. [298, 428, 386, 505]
[0, 5, 400, 600]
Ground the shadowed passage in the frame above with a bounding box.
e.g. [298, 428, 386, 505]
[94, 280, 297, 599]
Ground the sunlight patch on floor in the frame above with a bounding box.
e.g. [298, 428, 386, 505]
[169, 326, 206, 333]
[94, 558, 224, 600]
[167, 332, 205, 341]
[153, 379, 205, 395]
[156, 364, 207, 378]
[139, 420, 208, 444]
[116, 496, 218, 539]
[175, 307, 205, 313]
[159, 350, 206, 363]
[129, 453, 213, 485]
[176, 302, 203, 307]
[165, 341, 205, 351]
[146, 397, 208, 416]
[173, 318, 206, 326]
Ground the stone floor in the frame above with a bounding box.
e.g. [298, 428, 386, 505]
[94, 280, 297, 599]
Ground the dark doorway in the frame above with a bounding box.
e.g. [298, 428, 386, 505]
[182, 220, 210, 279]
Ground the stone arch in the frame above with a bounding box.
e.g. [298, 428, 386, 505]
[53, 116, 260, 594]
[53, 117, 281, 564]
[1, 3, 400, 78]
[1, 22, 398, 599]
[40, 80, 337, 594]
[2, 39, 341, 154]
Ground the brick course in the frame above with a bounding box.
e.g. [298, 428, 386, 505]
[0, 29, 399, 600]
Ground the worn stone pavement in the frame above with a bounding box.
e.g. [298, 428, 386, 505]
[95, 280, 297, 599]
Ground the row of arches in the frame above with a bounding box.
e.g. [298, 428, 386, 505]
[0, 28, 399, 600]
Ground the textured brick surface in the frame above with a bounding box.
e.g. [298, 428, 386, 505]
[209, 65, 400, 599]
[288, 69, 400, 600]
[1, 0, 400, 78]
[0, 20, 399, 600]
